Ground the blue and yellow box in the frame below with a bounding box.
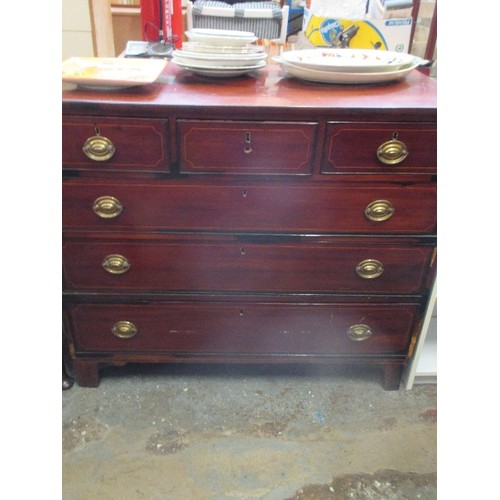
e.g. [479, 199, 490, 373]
[302, 8, 412, 53]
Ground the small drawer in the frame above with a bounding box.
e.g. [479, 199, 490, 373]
[178, 120, 318, 175]
[322, 122, 436, 174]
[62, 179, 437, 235]
[62, 116, 168, 172]
[62, 236, 435, 295]
[67, 301, 418, 356]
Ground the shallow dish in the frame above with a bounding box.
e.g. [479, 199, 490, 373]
[173, 49, 267, 67]
[62, 57, 167, 88]
[276, 58, 420, 84]
[280, 48, 417, 73]
[182, 41, 264, 55]
[172, 58, 266, 77]
[185, 28, 258, 47]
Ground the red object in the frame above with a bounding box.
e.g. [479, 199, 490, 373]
[172, 0, 183, 49]
[141, 0, 182, 49]
[140, 0, 161, 42]
[163, 0, 183, 49]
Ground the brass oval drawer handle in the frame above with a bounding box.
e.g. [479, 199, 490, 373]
[376, 138, 408, 165]
[93, 196, 123, 219]
[111, 320, 137, 339]
[102, 254, 130, 274]
[365, 200, 395, 222]
[347, 324, 372, 342]
[356, 259, 384, 279]
[83, 134, 116, 162]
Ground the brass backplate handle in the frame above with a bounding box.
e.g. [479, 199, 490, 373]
[83, 134, 116, 162]
[93, 196, 123, 219]
[347, 324, 372, 342]
[376, 138, 408, 165]
[356, 259, 384, 279]
[102, 254, 130, 274]
[365, 199, 395, 222]
[111, 320, 137, 339]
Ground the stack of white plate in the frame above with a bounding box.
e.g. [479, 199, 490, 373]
[275, 48, 424, 84]
[172, 29, 267, 77]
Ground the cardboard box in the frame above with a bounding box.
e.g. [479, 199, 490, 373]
[301, 8, 412, 53]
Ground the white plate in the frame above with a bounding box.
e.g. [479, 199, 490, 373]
[173, 49, 267, 67]
[277, 59, 420, 84]
[173, 58, 266, 77]
[62, 57, 167, 88]
[182, 41, 264, 55]
[280, 49, 417, 73]
[185, 28, 258, 47]
[186, 28, 256, 38]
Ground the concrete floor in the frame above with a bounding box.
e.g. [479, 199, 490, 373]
[62, 363, 436, 499]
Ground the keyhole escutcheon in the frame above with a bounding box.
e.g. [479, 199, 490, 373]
[244, 132, 253, 154]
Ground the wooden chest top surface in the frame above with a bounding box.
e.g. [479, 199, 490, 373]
[62, 63, 437, 118]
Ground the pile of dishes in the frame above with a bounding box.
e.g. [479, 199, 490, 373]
[172, 28, 267, 77]
[274, 48, 425, 84]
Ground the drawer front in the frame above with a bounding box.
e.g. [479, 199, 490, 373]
[68, 302, 418, 355]
[322, 123, 436, 174]
[63, 238, 435, 294]
[178, 120, 318, 175]
[62, 180, 436, 235]
[62, 116, 168, 172]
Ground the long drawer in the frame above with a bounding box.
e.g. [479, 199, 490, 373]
[62, 237, 435, 294]
[67, 301, 419, 355]
[62, 180, 437, 235]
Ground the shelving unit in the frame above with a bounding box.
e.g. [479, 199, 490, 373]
[403, 279, 437, 388]
[111, 3, 142, 55]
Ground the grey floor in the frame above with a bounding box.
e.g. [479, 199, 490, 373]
[62, 363, 437, 499]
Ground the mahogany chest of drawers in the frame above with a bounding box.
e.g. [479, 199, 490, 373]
[62, 64, 437, 390]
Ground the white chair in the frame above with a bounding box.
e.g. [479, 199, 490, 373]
[186, 1, 290, 45]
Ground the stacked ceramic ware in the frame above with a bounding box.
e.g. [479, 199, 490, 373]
[274, 48, 425, 84]
[172, 28, 267, 77]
